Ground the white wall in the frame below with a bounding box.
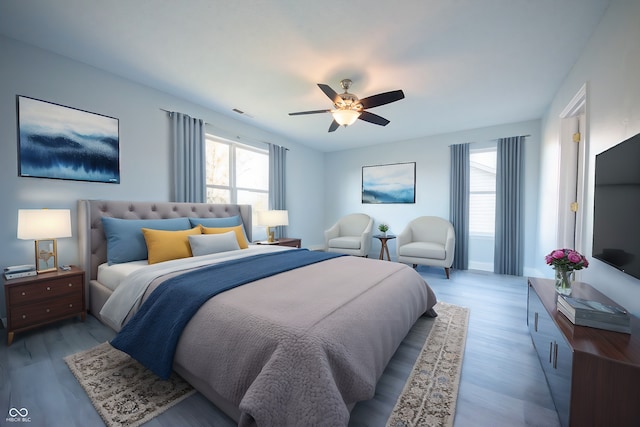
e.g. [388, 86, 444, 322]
[537, 0, 640, 315]
[0, 36, 326, 318]
[324, 119, 541, 273]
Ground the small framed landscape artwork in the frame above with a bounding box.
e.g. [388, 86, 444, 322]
[362, 162, 416, 204]
[17, 95, 120, 183]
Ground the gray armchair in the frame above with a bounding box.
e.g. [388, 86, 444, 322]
[396, 216, 456, 278]
[324, 213, 374, 257]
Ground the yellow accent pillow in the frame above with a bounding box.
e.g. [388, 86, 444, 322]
[200, 225, 249, 249]
[142, 226, 202, 264]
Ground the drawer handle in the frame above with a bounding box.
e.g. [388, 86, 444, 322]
[46, 287, 51, 291]
[69, 304, 73, 308]
[21, 291, 26, 296]
[68, 283, 73, 287]
[22, 314, 26, 319]
[46, 308, 50, 313]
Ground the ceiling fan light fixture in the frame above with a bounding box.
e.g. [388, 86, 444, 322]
[332, 109, 361, 126]
[289, 79, 404, 131]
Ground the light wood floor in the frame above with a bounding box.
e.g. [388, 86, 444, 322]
[1, 268, 560, 427]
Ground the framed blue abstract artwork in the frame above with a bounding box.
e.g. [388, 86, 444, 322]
[17, 95, 120, 184]
[362, 162, 416, 204]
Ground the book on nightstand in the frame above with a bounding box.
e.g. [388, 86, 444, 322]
[557, 295, 631, 334]
[4, 270, 37, 280]
[4, 264, 37, 280]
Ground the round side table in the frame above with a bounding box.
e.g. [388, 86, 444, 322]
[373, 234, 396, 261]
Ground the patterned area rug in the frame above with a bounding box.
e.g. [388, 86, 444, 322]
[64, 342, 195, 427]
[65, 301, 468, 427]
[386, 302, 470, 427]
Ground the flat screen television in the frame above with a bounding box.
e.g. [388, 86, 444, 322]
[592, 131, 640, 280]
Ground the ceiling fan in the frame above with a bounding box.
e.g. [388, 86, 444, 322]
[289, 79, 405, 132]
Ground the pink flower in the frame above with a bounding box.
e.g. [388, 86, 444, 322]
[567, 252, 582, 263]
[544, 248, 589, 271]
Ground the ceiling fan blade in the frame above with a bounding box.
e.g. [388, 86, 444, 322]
[289, 109, 331, 116]
[317, 84, 343, 104]
[359, 90, 405, 109]
[328, 119, 340, 132]
[358, 111, 390, 126]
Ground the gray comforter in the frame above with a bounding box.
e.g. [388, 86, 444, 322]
[121, 251, 436, 426]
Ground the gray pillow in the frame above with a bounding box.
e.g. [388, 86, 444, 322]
[188, 231, 240, 257]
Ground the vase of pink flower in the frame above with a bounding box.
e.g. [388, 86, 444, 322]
[545, 248, 589, 296]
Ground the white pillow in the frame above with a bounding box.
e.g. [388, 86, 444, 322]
[188, 231, 240, 256]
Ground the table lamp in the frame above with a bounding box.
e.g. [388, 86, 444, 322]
[257, 210, 289, 243]
[17, 209, 72, 273]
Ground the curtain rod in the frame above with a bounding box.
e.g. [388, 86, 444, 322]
[160, 108, 288, 150]
[491, 134, 531, 141]
[449, 135, 531, 146]
[160, 108, 210, 125]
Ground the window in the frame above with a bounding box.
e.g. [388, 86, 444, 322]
[469, 149, 497, 235]
[468, 147, 496, 271]
[205, 135, 269, 216]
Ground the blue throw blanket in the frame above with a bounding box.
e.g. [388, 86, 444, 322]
[111, 249, 344, 379]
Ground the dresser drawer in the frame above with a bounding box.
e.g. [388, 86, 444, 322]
[9, 293, 84, 329]
[8, 275, 82, 305]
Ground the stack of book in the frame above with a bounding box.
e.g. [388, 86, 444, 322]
[3, 264, 37, 280]
[557, 295, 631, 334]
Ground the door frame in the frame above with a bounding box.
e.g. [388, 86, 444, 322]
[557, 83, 588, 255]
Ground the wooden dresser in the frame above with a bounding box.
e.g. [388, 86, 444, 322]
[4, 266, 86, 345]
[527, 277, 640, 426]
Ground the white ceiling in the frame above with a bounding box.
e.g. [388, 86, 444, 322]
[0, 0, 610, 152]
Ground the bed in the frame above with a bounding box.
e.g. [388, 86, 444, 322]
[78, 199, 437, 427]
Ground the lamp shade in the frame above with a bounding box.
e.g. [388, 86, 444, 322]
[257, 210, 289, 227]
[17, 209, 72, 240]
[332, 109, 361, 126]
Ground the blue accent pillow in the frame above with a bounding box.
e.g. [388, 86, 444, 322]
[102, 217, 192, 264]
[188, 216, 242, 228]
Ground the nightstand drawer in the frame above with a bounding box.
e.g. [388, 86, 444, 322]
[8, 276, 82, 305]
[9, 294, 84, 329]
[277, 238, 302, 248]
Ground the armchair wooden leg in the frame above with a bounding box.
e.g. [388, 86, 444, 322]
[444, 267, 450, 279]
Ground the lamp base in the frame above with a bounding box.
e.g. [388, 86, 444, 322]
[34, 239, 58, 273]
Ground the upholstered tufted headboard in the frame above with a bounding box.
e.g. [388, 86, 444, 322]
[77, 200, 252, 301]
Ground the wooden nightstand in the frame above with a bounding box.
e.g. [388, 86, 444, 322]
[4, 266, 86, 346]
[256, 238, 302, 248]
